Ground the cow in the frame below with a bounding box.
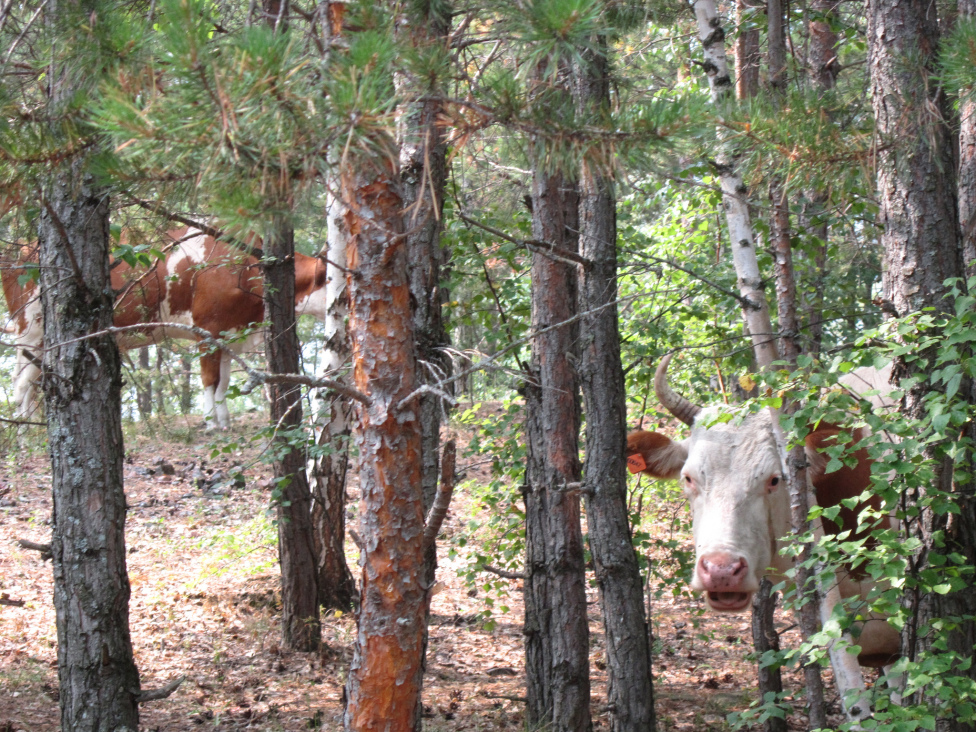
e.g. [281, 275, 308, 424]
[626, 353, 900, 667]
[1, 227, 329, 428]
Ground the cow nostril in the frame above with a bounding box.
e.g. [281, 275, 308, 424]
[731, 558, 747, 577]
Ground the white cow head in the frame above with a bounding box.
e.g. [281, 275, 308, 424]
[627, 354, 792, 611]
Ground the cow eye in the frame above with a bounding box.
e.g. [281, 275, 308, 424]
[770, 476, 780, 486]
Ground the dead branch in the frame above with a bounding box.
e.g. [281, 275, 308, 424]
[423, 440, 457, 552]
[481, 692, 528, 703]
[134, 675, 186, 703]
[349, 528, 364, 550]
[458, 212, 593, 270]
[480, 563, 526, 580]
[17, 539, 51, 559]
[124, 196, 264, 260]
[0, 415, 45, 427]
[0, 593, 25, 607]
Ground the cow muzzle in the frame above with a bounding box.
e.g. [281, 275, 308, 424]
[696, 552, 754, 611]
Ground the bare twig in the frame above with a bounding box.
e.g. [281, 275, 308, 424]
[423, 440, 456, 552]
[457, 212, 593, 270]
[0, 415, 45, 427]
[123, 195, 265, 260]
[134, 675, 186, 703]
[397, 384, 457, 412]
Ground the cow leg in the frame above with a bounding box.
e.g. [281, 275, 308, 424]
[882, 665, 905, 705]
[200, 349, 223, 429]
[213, 350, 232, 429]
[12, 348, 41, 419]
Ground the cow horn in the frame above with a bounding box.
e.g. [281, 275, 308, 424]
[655, 353, 702, 426]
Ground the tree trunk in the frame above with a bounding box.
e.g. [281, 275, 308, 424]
[395, 4, 453, 728]
[800, 0, 839, 357]
[523, 157, 591, 730]
[960, 0, 976, 278]
[309, 219, 356, 610]
[341, 159, 427, 732]
[693, 0, 779, 369]
[263, 216, 321, 652]
[769, 181, 829, 731]
[136, 346, 152, 420]
[180, 353, 193, 415]
[40, 164, 141, 732]
[870, 0, 976, 728]
[735, 0, 761, 100]
[312, 2, 358, 613]
[574, 33, 657, 732]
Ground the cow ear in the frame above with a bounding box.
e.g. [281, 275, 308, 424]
[626, 430, 687, 480]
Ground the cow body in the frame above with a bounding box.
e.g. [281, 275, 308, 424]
[1, 228, 329, 427]
[627, 356, 899, 667]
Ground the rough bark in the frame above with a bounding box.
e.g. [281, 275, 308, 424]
[40, 162, 141, 732]
[751, 579, 786, 732]
[394, 7, 453, 727]
[574, 35, 657, 732]
[397, 0, 453, 523]
[770, 183, 829, 731]
[735, 0, 761, 100]
[800, 0, 839, 358]
[523, 153, 591, 731]
[342, 161, 427, 732]
[264, 216, 321, 652]
[870, 0, 976, 728]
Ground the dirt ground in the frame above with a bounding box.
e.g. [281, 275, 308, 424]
[0, 412, 855, 731]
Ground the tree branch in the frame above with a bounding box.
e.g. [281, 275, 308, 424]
[480, 563, 526, 580]
[458, 212, 593, 270]
[423, 440, 456, 552]
[134, 675, 186, 703]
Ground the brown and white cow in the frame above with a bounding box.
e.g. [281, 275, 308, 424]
[1, 227, 329, 428]
[627, 354, 900, 667]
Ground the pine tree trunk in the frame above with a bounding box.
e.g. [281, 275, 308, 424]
[263, 216, 321, 652]
[574, 35, 657, 732]
[800, 0, 839, 357]
[40, 162, 141, 732]
[523, 159, 591, 731]
[397, 0, 452, 534]
[342, 160, 427, 732]
[870, 0, 976, 728]
[395, 4, 453, 728]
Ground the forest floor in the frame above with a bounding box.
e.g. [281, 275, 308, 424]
[0, 407, 861, 731]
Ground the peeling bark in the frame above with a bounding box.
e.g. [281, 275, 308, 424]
[342, 163, 427, 732]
